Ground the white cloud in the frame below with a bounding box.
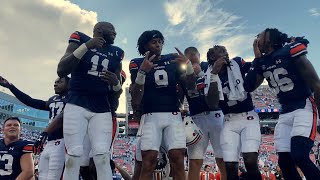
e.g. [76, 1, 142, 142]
[309, 8, 320, 17]
[0, 0, 97, 99]
[118, 60, 131, 113]
[218, 34, 256, 61]
[163, 0, 252, 60]
[121, 37, 128, 45]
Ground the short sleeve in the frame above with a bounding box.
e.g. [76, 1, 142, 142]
[289, 42, 307, 58]
[129, 59, 140, 83]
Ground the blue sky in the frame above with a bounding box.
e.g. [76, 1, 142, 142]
[71, 0, 320, 73]
[0, 0, 319, 114]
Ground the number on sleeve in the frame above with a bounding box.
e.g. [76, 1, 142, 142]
[0, 154, 13, 176]
[263, 67, 294, 94]
[87, 55, 110, 76]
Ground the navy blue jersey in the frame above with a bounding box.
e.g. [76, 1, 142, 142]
[129, 54, 183, 114]
[182, 62, 220, 116]
[0, 139, 33, 180]
[249, 42, 311, 113]
[202, 57, 254, 114]
[47, 94, 67, 141]
[68, 31, 124, 113]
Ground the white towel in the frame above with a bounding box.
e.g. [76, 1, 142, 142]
[227, 59, 246, 101]
[204, 65, 224, 100]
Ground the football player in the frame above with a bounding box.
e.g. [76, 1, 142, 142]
[0, 117, 34, 180]
[206, 46, 262, 180]
[181, 47, 226, 180]
[129, 30, 196, 180]
[0, 76, 69, 180]
[84, 70, 127, 180]
[57, 21, 124, 180]
[244, 28, 320, 179]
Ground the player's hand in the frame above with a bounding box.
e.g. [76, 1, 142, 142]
[100, 70, 119, 86]
[85, 37, 106, 49]
[139, 51, 157, 73]
[211, 57, 227, 74]
[33, 132, 48, 155]
[172, 47, 189, 64]
[253, 39, 262, 58]
[0, 76, 11, 88]
[193, 63, 202, 76]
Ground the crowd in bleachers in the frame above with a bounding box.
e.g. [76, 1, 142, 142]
[1, 120, 319, 177]
[252, 85, 281, 109]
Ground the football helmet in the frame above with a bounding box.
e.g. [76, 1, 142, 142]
[184, 116, 203, 146]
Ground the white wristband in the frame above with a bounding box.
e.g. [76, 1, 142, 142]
[112, 81, 121, 91]
[135, 70, 146, 85]
[210, 73, 219, 83]
[185, 60, 194, 75]
[73, 43, 88, 59]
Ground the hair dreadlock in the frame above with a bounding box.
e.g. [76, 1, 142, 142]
[137, 30, 164, 56]
[207, 45, 224, 62]
[264, 28, 309, 51]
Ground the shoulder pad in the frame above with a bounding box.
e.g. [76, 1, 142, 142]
[68, 31, 91, 45]
[20, 140, 34, 153]
[232, 56, 245, 65]
[288, 42, 308, 58]
[129, 58, 143, 71]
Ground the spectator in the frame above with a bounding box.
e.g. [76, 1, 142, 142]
[261, 165, 276, 180]
[200, 165, 215, 180]
[274, 165, 283, 180]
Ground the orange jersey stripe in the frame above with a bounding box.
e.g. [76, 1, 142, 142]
[23, 145, 33, 152]
[290, 44, 306, 56]
[129, 63, 138, 69]
[70, 33, 80, 40]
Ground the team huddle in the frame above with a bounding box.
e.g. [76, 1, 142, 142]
[0, 21, 320, 180]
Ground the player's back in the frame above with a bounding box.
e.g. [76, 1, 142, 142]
[257, 41, 311, 112]
[0, 139, 33, 180]
[130, 54, 182, 114]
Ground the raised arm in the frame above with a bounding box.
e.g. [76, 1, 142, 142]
[244, 39, 265, 92]
[204, 60, 226, 109]
[243, 59, 265, 92]
[0, 76, 49, 111]
[57, 36, 106, 77]
[130, 52, 157, 116]
[57, 42, 80, 77]
[174, 48, 196, 90]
